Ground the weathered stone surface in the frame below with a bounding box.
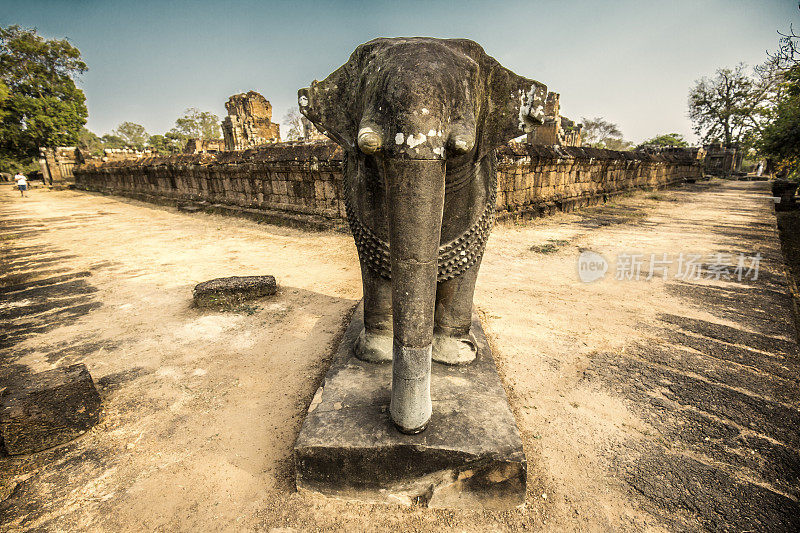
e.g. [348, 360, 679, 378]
[703, 143, 744, 177]
[296, 38, 550, 432]
[38, 146, 82, 185]
[773, 179, 798, 211]
[184, 138, 224, 154]
[1, 364, 101, 455]
[222, 91, 280, 151]
[527, 92, 582, 147]
[294, 303, 526, 509]
[192, 275, 277, 310]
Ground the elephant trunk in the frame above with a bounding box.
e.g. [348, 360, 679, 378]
[386, 158, 446, 434]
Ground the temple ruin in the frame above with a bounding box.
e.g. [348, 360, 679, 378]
[221, 91, 280, 150]
[703, 143, 744, 177]
[184, 138, 225, 154]
[527, 92, 582, 147]
[38, 147, 81, 185]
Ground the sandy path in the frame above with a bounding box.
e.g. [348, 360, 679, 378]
[1, 180, 797, 531]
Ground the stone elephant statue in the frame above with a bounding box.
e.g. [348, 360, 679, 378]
[299, 37, 546, 434]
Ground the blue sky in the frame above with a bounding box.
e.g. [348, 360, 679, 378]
[1, 0, 797, 143]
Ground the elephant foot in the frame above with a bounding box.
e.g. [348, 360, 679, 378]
[354, 328, 393, 363]
[432, 332, 477, 365]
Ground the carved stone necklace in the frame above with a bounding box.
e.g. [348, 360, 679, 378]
[343, 153, 497, 282]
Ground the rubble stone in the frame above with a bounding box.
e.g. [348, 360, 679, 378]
[193, 275, 277, 310]
[0, 364, 101, 455]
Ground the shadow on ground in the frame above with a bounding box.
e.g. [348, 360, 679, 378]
[585, 181, 800, 531]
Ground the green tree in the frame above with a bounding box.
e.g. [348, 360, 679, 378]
[0, 80, 8, 121]
[580, 117, 632, 150]
[148, 134, 182, 155]
[77, 127, 103, 156]
[581, 117, 622, 147]
[0, 25, 88, 171]
[168, 108, 221, 145]
[759, 65, 800, 178]
[639, 133, 689, 148]
[112, 121, 149, 148]
[687, 63, 779, 149]
[768, 7, 799, 70]
[603, 138, 635, 151]
[100, 134, 127, 150]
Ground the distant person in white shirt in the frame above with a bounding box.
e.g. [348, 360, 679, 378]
[15, 172, 27, 197]
[756, 162, 764, 177]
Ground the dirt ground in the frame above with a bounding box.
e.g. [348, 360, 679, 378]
[1, 179, 798, 531]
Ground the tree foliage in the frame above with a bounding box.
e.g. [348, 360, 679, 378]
[602, 137, 635, 151]
[639, 133, 689, 148]
[0, 80, 8, 122]
[768, 4, 799, 70]
[283, 107, 304, 141]
[147, 133, 183, 155]
[0, 25, 88, 171]
[112, 121, 149, 149]
[759, 65, 800, 178]
[687, 63, 780, 148]
[77, 127, 103, 156]
[580, 117, 632, 150]
[99, 134, 127, 150]
[168, 108, 221, 143]
[581, 117, 621, 146]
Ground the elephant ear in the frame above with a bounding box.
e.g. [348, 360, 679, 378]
[298, 61, 359, 150]
[476, 56, 548, 159]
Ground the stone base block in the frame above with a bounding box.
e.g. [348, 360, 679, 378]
[293, 303, 526, 509]
[1, 364, 101, 455]
[193, 275, 277, 310]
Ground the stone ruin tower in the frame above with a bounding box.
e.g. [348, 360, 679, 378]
[527, 92, 582, 147]
[222, 91, 281, 151]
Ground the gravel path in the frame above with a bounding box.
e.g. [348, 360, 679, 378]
[1, 180, 797, 531]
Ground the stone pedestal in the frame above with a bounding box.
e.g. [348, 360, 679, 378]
[293, 303, 526, 509]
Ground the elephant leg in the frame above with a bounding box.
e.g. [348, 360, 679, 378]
[432, 257, 482, 365]
[354, 264, 393, 363]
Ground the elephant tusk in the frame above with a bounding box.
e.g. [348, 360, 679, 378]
[357, 127, 382, 154]
[448, 132, 474, 155]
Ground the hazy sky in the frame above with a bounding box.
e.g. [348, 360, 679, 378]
[1, 0, 797, 143]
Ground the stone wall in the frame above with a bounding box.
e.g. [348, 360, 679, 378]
[703, 143, 744, 177]
[39, 147, 81, 185]
[75, 142, 344, 229]
[495, 144, 701, 220]
[184, 138, 225, 154]
[73, 141, 702, 229]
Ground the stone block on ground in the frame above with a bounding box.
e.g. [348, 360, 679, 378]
[293, 302, 526, 509]
[0, 363, 101, 455]
[193, 275, 277, 310]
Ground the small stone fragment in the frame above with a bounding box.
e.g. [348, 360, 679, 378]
[192, 275, 277, 310]
[0, 363, 101, 455]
